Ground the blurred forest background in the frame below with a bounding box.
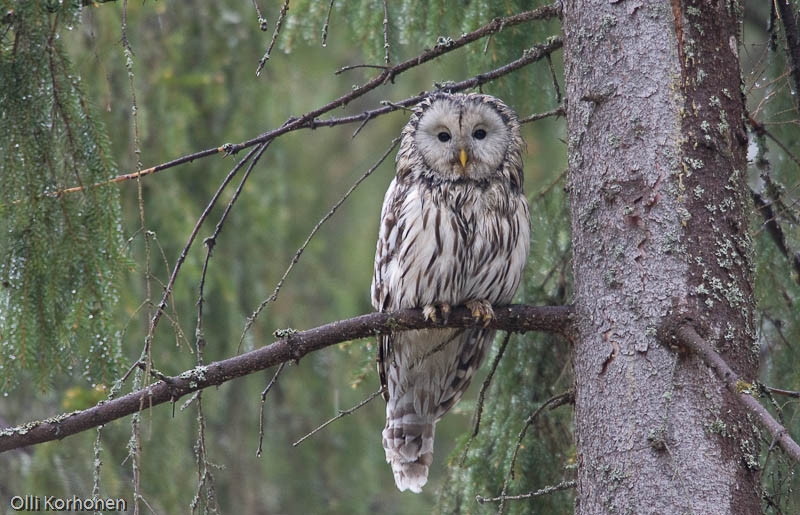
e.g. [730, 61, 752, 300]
[0, 1, 797, 514]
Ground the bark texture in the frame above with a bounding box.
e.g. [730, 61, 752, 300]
[563, 1, 759, 513]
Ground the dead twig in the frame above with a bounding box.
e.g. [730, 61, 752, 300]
[292, 387, 385, 447]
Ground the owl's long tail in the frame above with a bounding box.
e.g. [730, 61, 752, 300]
[380, 327, 493, 492]
[382, 400, 436, 493]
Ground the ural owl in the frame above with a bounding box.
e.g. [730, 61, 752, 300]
[371, 92, 530, 492]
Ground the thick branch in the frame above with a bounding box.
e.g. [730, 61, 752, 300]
[659, 321, 800, 464]
[0, 304, 573, 453]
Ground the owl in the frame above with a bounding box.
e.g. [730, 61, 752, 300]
[371, 92, 530, 493]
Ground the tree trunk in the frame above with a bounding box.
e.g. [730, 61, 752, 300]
[563, 1, 760, 513]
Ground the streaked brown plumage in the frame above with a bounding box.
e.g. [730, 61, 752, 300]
[371, 92, 530, 492]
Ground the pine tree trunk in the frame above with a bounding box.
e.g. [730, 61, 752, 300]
[563, 2, 760, 513]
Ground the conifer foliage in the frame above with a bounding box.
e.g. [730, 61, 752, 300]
[0, 2, 124, 391]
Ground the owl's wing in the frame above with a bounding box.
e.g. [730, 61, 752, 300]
[372, 177, 403, 401]
[371, 176, 404, 312]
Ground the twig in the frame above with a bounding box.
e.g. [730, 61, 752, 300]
[775, 0, 800, 108]
[197, 140, 272, 361]
[749, 115, 800, 170]
[229, 5, 563, 153]
[751, 188, 800, 286]
[317, 38, 565, 138]
[659, 321, 800, 465]
[335, 63, 390, 75]
[190, 392, 220, 515]
[121, 2, 145, 511]
[533, 168, 568, 201]
[519, 104, 565, 124]
[137, 143, 265, 367]
[762, 385, 800, 399]
[472, 333, 512, 437]
[321, 0, 335, 47]
[320, 38, 564, 129]
[751, 190, 790, 257]
[0, 303, 574, 453]
[546, 53, 563, 104]
[498, 391, 574, 514]
[382, 0, 390, 65]
[239, 138, 399, 347]
[251, 0, 268, 31]
[476, 479, 576, 504]
[256, 0, 290, 76]
[256, 363, 286, 457]
[1, 145, 229, 205]
[458, 332, 512, 468]
[292, 387, 385, 447]
[769, 0, 779, 51]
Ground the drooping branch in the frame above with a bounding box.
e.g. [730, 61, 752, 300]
[751, 188, 800, 285]
[12, 4, 562, 203]
[659, 320, 800, 464]
[775, 0, 800, 110]
[0, 304, 573, 453]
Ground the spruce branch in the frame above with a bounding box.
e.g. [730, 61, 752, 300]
[0, 304, 573, 454]
[659, 320, 800, 465]
[10, 4, 562, 204]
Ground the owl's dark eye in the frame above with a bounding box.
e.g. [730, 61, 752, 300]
[437, 132, 451, 142]
[472, 128, 487, 140]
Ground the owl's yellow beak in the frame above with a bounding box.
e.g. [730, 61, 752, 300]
[459, 148, 468, 168]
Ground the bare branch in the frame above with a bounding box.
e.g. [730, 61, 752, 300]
[239, 138, 399, 348]
[256, 0, 290, 76]
[312, 37, 564, 134]
[138, 143, 269, 366]
[498, 391, 574, 514]
[519, 105, 565, 124]
[476, 479, 576, 505]
[751, 186, 800, 286]
[775, 0, 800, 108]
[321, 0, 335, 46]
[471, 332, 512, 437]
[292, 386, 385, 447]
[229, 30, 564, 155]
[762, 385, 800, 398]
[12, 8, 563, 204]
[256, 362, 286, 457]
[0, 304, 573, 454]
[382, 0, 390, 65]
[659, 321, 800, 465]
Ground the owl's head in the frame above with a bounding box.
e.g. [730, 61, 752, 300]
[401, 92, 523, 182]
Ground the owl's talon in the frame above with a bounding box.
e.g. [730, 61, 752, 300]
[466, 299, 494, 327]
[423, 303, 452, 324]
[439, 303, 451, 323]
[423, 305, 438, 323]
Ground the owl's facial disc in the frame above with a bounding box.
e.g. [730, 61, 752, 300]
[415, 99, 511, 180]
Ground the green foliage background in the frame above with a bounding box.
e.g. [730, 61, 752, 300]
[0, 1, 123, 393]
[0, 1, 797, 514]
